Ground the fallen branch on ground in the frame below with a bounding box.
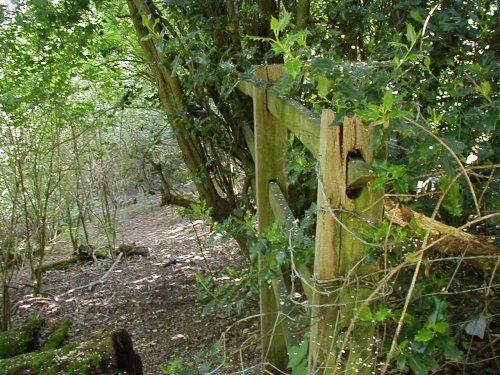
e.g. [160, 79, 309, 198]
[57, 252, 123, 297]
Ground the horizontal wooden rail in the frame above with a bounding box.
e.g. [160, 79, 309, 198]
[237, 80, 253, 97]
[237, 81, 321, 158]
[267, 91, 320, 158]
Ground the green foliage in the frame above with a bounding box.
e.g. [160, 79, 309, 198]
[259, 1, 498, 227]
[160, 342, 224, 374]
[287, 340, 308, 375]
[249, 203, 316, 279]
[285, 136, 318, 216]
[1, 0, 498, 373]
[195, 267, 258, 317]
[160, 358, 188, 375]
[394, 297, 461, 375]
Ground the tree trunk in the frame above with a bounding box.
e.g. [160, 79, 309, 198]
[126, 0, 235, 222]
[295, 0, 310, 30]
[146, 158, 194, 208]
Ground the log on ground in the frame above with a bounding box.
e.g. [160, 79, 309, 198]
[41, 320, 71, 351]
[0, 315, 44, 359]
[118, 244, 150, 257]
[0, 329, 143, 375]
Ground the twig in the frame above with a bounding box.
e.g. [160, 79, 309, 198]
[332, 212, 499, 374]
[189, 218, 214, 278]
[381, 170, 460, 374]
[404, 116, 481, 217]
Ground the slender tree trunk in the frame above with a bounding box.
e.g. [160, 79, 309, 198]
[126, 0, 235, 222]
[295, 0, 310, 30]
[146, 158, 194, 208]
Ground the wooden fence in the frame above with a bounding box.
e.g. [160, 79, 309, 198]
[237, 65, 384, 374]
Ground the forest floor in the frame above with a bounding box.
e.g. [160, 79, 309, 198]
[11, 194, 261, 374]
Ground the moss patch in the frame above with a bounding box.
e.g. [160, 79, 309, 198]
[0, 315, 44, 359]
[42, 320, 71, 351]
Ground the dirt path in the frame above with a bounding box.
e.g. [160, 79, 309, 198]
[11, 196, 259, 374]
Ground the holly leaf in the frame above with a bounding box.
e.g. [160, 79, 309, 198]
[270, 17, 279, 34]
[410, 10, 424, 23]
[285, 58, 302, 79]
[433, 321, 449, 334]
[356, 306, 373, 322]
[436, 336, 461, 361]
[415, 327, 435, 342]
[406, 23, 417, 44]
[278, 12, 292, 33]
[374, 307, 392, 322]
[408, 354, 439, 375]
[428, 297, 446, 323]
[316, 75, 332, 98]
[383, 90, 394, 112]
[441, 180, 463, 217]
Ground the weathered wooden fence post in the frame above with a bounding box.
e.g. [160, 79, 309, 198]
[309, 110, 384, 374]
[253, 65, 289, 372]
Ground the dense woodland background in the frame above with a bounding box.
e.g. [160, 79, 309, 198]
[0, 0, 498, 374]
